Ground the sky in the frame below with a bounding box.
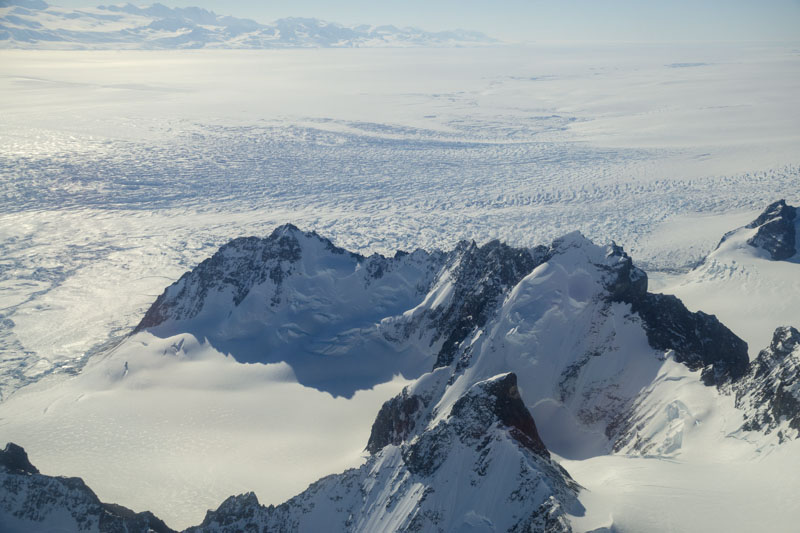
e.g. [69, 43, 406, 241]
[30, 0, 800, 41]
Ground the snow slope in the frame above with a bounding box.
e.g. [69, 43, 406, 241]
[0, 2, 496, 49]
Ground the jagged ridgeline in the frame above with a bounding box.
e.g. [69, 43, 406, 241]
[5, 223, 776, 532]
[135, 223, 748, 388]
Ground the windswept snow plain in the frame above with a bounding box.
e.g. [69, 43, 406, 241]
[1, 44, 799, 530]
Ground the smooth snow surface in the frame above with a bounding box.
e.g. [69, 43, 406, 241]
[566, 441, 800, 533]
[0, 332, 410, 529]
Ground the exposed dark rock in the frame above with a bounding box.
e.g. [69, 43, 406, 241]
[0, 443, 175, 533]
[600, 242, 649, 303]
[632, 293, 749, 385]
[510, 498, 575, 533]
[449, 373, 549, 457]
[190, 492, 263, 533]
[401, 374, 550, 476]
[0, 442, 38, 475]
[366, 388, 425, 454]
[431, 240, 548, 368]
[745, 199, 797, 260]
[401, 425, 454, 476]
[603, 246, 749, 385]
[736, 326, 800, 439]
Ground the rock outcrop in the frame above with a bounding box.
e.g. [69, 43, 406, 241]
[745, 199, 797, 261]
[736, 326, 800, 441]
[600, 240, 749, 385]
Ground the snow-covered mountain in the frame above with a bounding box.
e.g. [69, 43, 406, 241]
[136, 224, 748, 406]
[737, 199, 797, 261]
[3, 213, 800, 531]
[0, 1, 497, 49]
[0, 443, 174, 533]
[665, 199, 800, 354]
[187, 372, 581, 533]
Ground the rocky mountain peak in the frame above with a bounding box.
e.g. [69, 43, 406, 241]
[449, 373, 549, 457]
[192, 492, 262, 531]
[0, 442, 39, 475]
[745, 199, 798, 260]
[761, 326, 800, 365]
[188, 369, 579, 533]
[595, 239, 749, 385]
[736, 326, 800, 441]
[134, 225, 361, 332]
[600, 241, 649, 302]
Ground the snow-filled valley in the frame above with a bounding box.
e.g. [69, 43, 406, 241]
[1, 38, 800, 532]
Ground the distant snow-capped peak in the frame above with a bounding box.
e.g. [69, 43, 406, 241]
[0, 2, 499, 49]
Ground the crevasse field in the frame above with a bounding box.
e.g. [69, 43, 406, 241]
[1, 43, 799, 530]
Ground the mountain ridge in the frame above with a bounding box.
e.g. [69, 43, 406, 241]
[0, 2, 498, 49]
[3, 217, 797, 531]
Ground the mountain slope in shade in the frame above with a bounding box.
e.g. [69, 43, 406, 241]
[136, 223, 448, 397]
[0, 2, 497, 49]
[741, 199, 797, 261]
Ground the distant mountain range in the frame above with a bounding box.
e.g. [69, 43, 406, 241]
[0, 1, 498, 49]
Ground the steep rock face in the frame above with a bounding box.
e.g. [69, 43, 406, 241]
[0, 443, 174, 533]
[0, 443, 38, 476]
[366, 388, 427, 454]
[745, 199, 797, 260]
[598, 241, 749, 385]
[426, 240, 548, 368]
[446, 372, 549, 457]
[189, 373, 580, 533]
[627, 293, 749, 385]
[736, 326, 800, 441]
